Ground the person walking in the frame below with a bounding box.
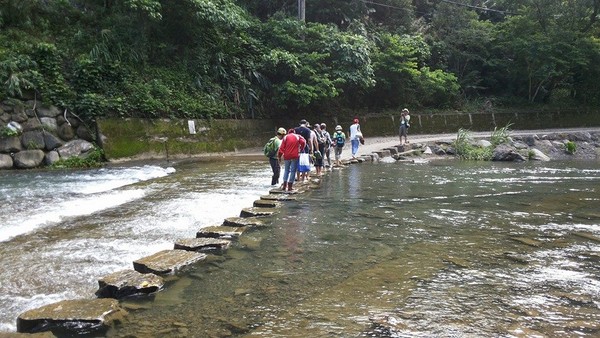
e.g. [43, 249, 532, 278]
[295, 119, 313, 182]
[264, 128, 286, 186]
[278, 129, 306, 192]
[399, 108, 411, 145]
[320, 123, 333, 169]
[349, 118, 363, 158]
[332, 125, 346, 166]
[313, 123, 325, 176]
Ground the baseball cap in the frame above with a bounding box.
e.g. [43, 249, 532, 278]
[335, 125, 342, 131]
[277, 127, 287, 135]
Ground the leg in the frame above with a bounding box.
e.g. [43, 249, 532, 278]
[269, 157, 279, 185]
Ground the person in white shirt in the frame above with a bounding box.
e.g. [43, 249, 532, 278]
[349, 118, 362, 158]
[399, 108, 411, 145]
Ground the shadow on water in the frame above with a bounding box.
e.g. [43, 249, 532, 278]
[105, 160, 600, 338]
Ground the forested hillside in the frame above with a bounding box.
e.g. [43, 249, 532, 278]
[1, 0, 599, 124]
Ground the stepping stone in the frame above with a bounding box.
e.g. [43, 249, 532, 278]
[96, 269, 164, 299]
[240, 207, 276, 218]
[17, 298, 125, 334]
[384, 147, 398, 155]
[133, 250, 207, 275]
[268, 188, 288, 194]
[223, 216, 265, 228]
[174, 238, 231, 252]
[196, 226, 246, 239]
[253, 199, 279, 208]
[260, 194, 297, 201]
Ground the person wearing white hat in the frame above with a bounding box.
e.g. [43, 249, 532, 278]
[399, 108, 411, 145]
[332, 125, 346, 166]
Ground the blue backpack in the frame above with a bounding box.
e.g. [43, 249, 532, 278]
[334, 131, 345, 147]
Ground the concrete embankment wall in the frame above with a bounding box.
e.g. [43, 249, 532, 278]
[98, 109, 600, 160]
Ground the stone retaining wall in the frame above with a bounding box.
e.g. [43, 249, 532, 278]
[0, 99, 96, 169]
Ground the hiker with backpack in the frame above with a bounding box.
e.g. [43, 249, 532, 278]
[332, 125, 346, 166]
[264, 128, 287, 186]
[320, 123, 333, 169]
[278, 129, 307, 192]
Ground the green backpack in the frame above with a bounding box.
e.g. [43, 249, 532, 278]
[263, 137, 278, 158]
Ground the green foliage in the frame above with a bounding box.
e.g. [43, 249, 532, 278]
[0, 126, 19, 137]
[490, 123, 512, 146]
[454, 128, 492, 160]
[565, 141, 577, 154]
[50, 147, 105, 169]
[1, 0, 599, 123]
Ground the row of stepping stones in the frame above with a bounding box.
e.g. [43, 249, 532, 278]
[14, 144, 416, 335]
[14, 176, 322, 335]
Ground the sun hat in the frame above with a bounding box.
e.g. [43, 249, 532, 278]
[402, 108, 409, 113]
[320, 123, 326, 128]
[277, 127, 287, 135]
[335, 125, 342, 131]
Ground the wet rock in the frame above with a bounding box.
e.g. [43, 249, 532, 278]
[196, 226, 246, 239]
[564, 320, 600, 334]
[260, 194, 297, 201]
[383, 147, 398, 155]
[133, 250, 207, 275]
[240, 207, 276, 218]
[510, 236, 542, 247]
[253, 199, 279, 208]
[0, 153, 13, 169]
[239, 236, 263, 251]
[16, 298, 126, 334]
[223, 216, 264, 228]
[13, 150, 45, 168]
[174, 238, 231, 252]
[423, 146, 433, 154]
[96, 269, 164, 299]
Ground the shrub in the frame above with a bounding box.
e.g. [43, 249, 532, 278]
[565, 141, 576, 154]
[51, 147, 105, 169]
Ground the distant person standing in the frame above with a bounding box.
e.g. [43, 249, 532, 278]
[332, 125, 346, 166]
[399, 108, 411, 145]
[349, 118, 363, 159]
[278, 129, 306, 192]
[264, 128, 286, 186]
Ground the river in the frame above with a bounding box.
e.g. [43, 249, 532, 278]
[1, 157, 599, 337]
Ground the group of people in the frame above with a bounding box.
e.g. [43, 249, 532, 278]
[264, 118, 364, 192]
[264, 109, 410, 192]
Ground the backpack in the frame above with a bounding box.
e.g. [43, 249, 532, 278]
[263, 137, 278, 158]
[334, 131, 345, 147]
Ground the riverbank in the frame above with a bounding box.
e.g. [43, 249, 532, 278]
[221, 127, 600, 163]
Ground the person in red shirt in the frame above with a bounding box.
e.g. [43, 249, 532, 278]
[277, 129, 307, 192]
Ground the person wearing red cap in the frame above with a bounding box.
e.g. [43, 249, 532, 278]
[349, 118, 363, 158]
[277, 129, 306, 192]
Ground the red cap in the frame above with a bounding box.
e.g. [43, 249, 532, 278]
[353, 118, 359, 123]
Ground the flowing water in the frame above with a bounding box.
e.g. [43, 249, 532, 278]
[1, 158, 599, 337]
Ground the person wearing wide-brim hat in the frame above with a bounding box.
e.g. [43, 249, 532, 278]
[332, 125, 346, 166]
[399, 108, 411, 145]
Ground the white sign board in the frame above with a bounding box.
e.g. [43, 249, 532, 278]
[188, 120, 196, 134]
